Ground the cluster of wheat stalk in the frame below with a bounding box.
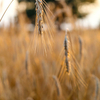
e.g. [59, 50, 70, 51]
[0, 0, 100, 100]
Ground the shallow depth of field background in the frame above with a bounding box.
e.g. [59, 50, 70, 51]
[0, 0, 100, 100]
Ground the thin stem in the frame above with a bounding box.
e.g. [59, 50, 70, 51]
[0, 0, 13, 22]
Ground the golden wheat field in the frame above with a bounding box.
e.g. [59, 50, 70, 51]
[0, 0, 100, 100]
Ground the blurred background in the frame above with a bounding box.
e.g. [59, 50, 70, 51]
[0, 0, 100, 100]
[0, 0, 100, 29]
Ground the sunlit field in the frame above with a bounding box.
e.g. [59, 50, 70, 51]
[0, 0, 100, 100]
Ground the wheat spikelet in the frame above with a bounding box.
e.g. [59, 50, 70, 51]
[64, 32, 71, 74]
[66, 30, 87, 87]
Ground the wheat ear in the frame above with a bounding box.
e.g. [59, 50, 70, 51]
[35, 0, 43, 35]
[64, 32, 70, 74]
[93, 75, 100, 100]
[31, 0, 54, 54]
[78, 37, 83, 61]
[57, 30, 71, 81]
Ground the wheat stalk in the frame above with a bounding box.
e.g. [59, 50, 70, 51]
[52, 75, 62, 96]
[2, 69, 7, 89]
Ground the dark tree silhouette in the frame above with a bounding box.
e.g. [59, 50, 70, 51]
[17, 0, 95, 22]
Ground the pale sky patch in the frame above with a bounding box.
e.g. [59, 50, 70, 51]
[77, 0, 100, 29]
[0, 0, 18, 27]
[0, 0, 100, 29]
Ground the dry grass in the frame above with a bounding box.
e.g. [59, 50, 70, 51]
[0, 0, 100, 100]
